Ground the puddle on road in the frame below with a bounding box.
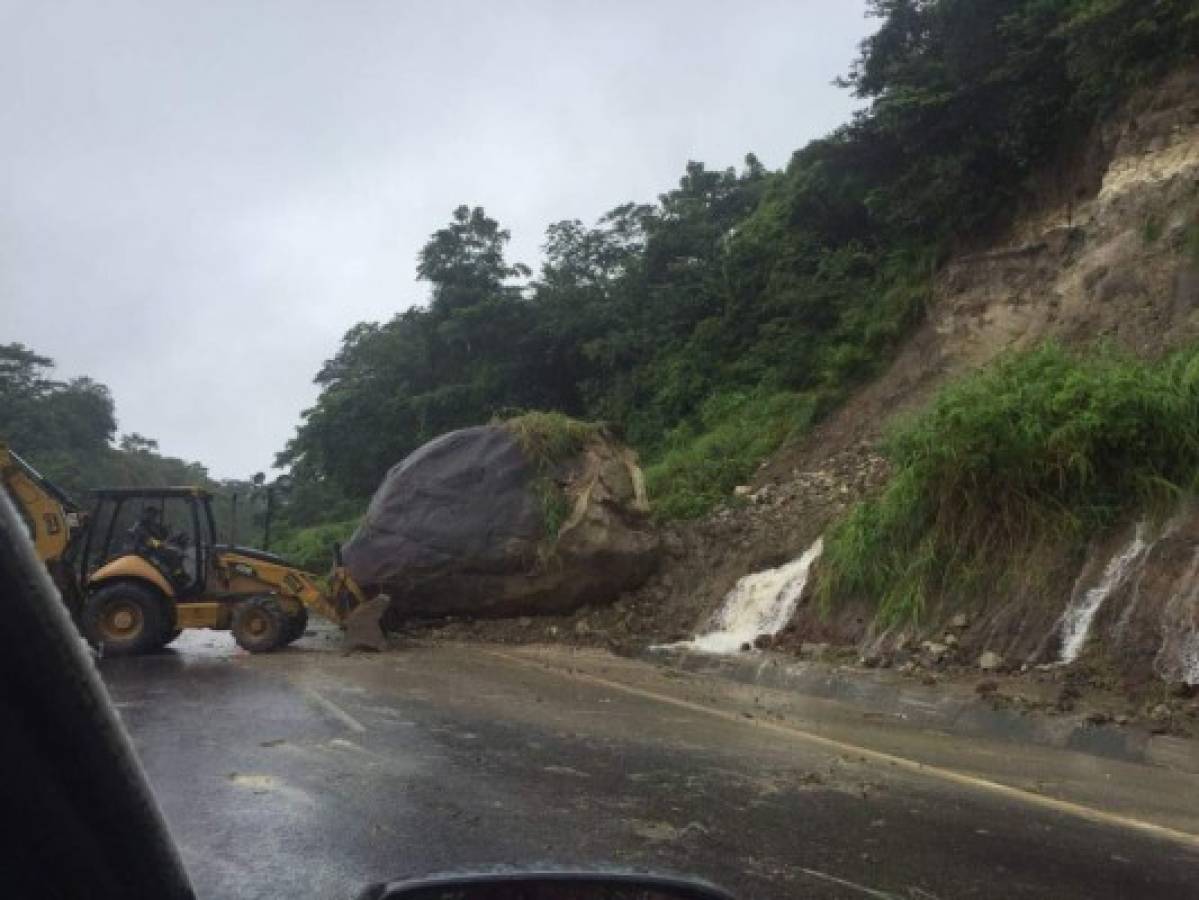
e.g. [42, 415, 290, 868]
[227, 773, 280, 791]
[226, 772, 315, 805]
[628, 819, 708, 842]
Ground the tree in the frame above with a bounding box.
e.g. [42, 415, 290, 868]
[417, 205, 530, 315]
[119, 433, 160, 454]
[0, 344, 116, 460]
[280, 206, 549, 498]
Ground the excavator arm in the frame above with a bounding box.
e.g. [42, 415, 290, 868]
[214, 550, 370, 627]
[0, 442, 82, 564]
[1, 443, 86, 613]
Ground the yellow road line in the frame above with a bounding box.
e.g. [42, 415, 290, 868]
[486, 650, 1199, 851]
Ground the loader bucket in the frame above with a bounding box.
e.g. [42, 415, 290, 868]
[343, 594, 390, 652]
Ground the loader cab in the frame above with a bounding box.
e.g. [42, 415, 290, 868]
[79, 487, 217, 598]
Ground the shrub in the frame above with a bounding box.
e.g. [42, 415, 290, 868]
[646, 389, 827, 520]
[498, 410, 603, 469]
[498, 410, 605, 539]
[272, 518, 362, 573]
[818, 343, 1199, 624]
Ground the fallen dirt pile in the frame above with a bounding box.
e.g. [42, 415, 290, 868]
[344, 418, 660, 621]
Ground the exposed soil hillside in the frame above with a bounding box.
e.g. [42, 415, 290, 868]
[415, 67, 1199, 710]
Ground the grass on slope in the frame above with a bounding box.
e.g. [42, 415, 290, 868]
[817, 342, 1199, 625]
[645, 388, 830, 520]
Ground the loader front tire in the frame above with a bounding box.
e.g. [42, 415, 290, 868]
[81, 581, 168, 656]
[232, 597, 286, 653]
[282, 605, 309, 645]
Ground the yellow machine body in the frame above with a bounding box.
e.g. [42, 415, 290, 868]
[1, 443, 80, 564]
[1, 440, 375, 654]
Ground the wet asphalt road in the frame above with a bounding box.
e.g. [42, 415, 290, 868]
[98, 633, 1199, 900]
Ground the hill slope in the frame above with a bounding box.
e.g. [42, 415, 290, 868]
[436, 65, 1199, 704]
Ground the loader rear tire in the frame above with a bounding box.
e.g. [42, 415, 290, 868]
[81, 581, 168, 657]
[231, 597, 286, 653]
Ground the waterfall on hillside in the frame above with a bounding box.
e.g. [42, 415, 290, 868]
[1058, 523, 1148, 664]
[674, 538, 824, 655]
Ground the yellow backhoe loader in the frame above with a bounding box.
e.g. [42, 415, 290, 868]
[1, 442, 385, 655]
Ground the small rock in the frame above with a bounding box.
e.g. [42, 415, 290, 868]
[1085, 711, 1112, 726]
[975, 679, 999, 696]
[740, 641, 753, 652]
[1150, 703, 1172, 722]
[1114, 714, 1130, 726]
[733, 485, 753, 497]
[547, 625, 559, 637]
[977, 651, 1004, 672]
[574, 619, 590, 636]
[943, 634, 959, 648]
[950, 613, 969, 630]
[921, 641, 949, 662]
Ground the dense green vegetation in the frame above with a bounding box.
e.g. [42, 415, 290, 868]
[271, 517, 360, 572]
[818, 343, 1199, 624]
[277, 0, 1198, 527]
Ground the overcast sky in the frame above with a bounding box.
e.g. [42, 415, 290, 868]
[1, 1, 872, 479]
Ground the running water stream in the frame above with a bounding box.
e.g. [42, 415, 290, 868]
[674, 538, 824, 655]
[1058, 524, 1148, 664]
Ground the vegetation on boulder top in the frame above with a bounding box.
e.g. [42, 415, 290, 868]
[498, 411, 606, 540]
[498, 411, 604, 471]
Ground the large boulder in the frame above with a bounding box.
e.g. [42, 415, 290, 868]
[343, 420, 660, 619]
